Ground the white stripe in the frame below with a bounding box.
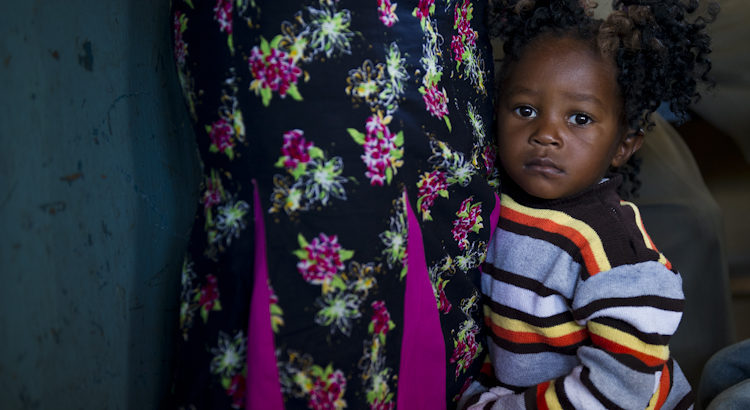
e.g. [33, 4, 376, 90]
[564, 366, 608, 410]
[582, 305, 683, 335]
[482, 274, 570, 318]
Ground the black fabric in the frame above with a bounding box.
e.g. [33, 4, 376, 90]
[168, 1, 499, 408]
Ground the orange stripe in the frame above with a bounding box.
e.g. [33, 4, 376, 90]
[655, 363, 671, 410]
[621, 201, 673, 270]
[502, 206, 602, 275]
[537, 381, 551, 410]
[480, 361, 494, 378]
[590, 333, 667, 367]
[486, 317, 589, 347]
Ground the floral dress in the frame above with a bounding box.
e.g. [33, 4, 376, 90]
[169, 1, 499, 409]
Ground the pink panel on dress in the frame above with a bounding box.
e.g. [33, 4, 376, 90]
[246, 180, 284, 410]
[489, 192, 501, 245]
[397, 190, 447, 409]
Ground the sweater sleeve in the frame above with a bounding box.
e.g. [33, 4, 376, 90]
[468, 261, 687, 409]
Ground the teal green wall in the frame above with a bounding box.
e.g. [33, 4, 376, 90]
[0, 1, 199, 408]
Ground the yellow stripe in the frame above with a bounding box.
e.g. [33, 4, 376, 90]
[485, 306, 585, 337]
[620, 201, 670, 268]
[646, 386, 660, 410]
[646, 370, 664, 410]
[588, 321, 670, 361]
[544, 381, 564, 410]
[503, 195, 611, 272]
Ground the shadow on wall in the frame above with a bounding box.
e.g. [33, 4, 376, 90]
[125, 0, 200, 407]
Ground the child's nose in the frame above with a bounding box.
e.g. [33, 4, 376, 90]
[529, 117, 562, 147]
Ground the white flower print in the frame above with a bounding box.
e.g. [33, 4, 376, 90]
[454, 241, 486, 273]
[210, 330, 247, 378]
[315, 291, 363, 336]
[380, 195, 408, 279]
[379, 42, 410, 115]
[428, 140, 476, 187]
[270, 130, 348, 215]
[302, 157, 348, 205]
[467, 102, 485, 144]
[214, 199, 250, 245]
[306, 3, 354, 58]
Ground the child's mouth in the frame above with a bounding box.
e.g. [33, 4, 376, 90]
[524, 157, 564, 175]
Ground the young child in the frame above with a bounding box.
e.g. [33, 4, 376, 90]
[463, 0, 718, 408]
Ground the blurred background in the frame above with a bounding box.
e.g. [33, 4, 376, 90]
[674, 0, 750, 343]
[1, 1, 747, 409]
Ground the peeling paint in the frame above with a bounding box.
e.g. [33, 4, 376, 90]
[1, 181, 18, 210]
[38, 201, 66, 215]
[59, 172, 83, 183]
[101, 222, 112, 238]
[78, 40, 93, 71]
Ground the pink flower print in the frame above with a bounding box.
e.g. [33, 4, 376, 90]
[457, 21, 477, 47]
[454, 1, 477, 45]
[281, 129, 313, 170]
[455, 378, 474, 403]
[436, 278, 452, 314]
[203, 181, 222, 210]
[366, 113, 387, 135]
[173, 12, 188, 66]
[482, 144, 496, 177]
[377, 0, 399, 27]
[350, 115, 403, 186]
[209, 117, 235, 155]
[297, 233, 345, 285]
[372, 399, 396, 410]
[452, 1, 478, 65]
[422, 84, 449, 118]
[451, 35, 466, 63]
[452, 197, 483, 250]
[213, 0, 233, 34]
[226, 373, 246, 409]
[362, 133, 396, 186]
[414, 0, 435, 20]
[308, 370, 347, 410]
[371, 300, 392, 336]
[199, 275, 219, 310]
[417, 170, 448, 220]
[249, 44, 303, 105]
[450, 326, 480, 378]
[199, 275, 221, 321]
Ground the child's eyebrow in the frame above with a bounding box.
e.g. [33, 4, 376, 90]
[505, 87, 606, 109]
[505, 86, 536, 97]
[562, 91, 605, 108]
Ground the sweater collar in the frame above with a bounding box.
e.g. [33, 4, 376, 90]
[500, 172, 624, 209]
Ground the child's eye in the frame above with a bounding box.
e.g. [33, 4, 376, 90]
[514, 105, 537, 118]
[568, 113, 593, 126]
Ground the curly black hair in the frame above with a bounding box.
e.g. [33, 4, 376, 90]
[489, 0, 718, 198]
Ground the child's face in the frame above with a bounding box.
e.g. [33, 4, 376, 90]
[496, 36, 637, 199]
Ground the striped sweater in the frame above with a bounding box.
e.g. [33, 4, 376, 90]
[466, 177, 693, 409]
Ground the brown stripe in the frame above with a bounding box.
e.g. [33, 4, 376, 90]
[575, 295, 684, 319]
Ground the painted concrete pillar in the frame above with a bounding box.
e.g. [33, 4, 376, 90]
[0, 1, 199, 408]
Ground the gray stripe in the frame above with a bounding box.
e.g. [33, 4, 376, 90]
[579, 346, 659, 408]
[486, 228, 580, 298]
[573, 261, 684, 310]
[489, 341, 579, 387]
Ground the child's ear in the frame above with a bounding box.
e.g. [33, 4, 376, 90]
[611, 129, 644, 168]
